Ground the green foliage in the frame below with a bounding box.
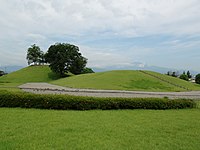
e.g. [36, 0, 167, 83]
[180, 74, 189, 81]
[45, 43, 87, 76]
[0, 91, 196, 110]
[195, 74, 200, 84]
[172, 71, 178, 77]
[26, 44, 44, 65]
[187, 70, 192, 78]
[0, 70, 5, 76]
[82, 67, 95, 74]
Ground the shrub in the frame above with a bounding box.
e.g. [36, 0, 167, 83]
[82, 67, 95, 74]
[195, 74, 200, 84]
[180, 74, 189, 81]
[0, 91, 196, 110]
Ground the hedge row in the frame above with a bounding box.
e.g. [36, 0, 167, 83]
[0, 91, 196, 110]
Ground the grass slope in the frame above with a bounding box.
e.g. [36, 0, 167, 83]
[0, 108, 200, 150]
[1, 66, 200, 92]
[51, 70, 200, 92]
[0, 65, 59, 86]
[145, 71, 200, 91]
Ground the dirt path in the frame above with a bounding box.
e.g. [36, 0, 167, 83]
[19, 83, 200, 99]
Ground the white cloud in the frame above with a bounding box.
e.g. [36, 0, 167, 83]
[79, 45, 133, 68]
[0, 0, 200, 70]
[1, 0, 200, 37]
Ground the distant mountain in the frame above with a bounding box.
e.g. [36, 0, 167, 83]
[0, 65, 25, 73]
[92, 65, 171, 74]
[92, 62, 199, 76]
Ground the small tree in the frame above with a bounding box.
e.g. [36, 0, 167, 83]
[167, 71, 170, 76]
[172, 71, 178, 77]
[187, 70, 192, 78]
[195, 74, 200, 84]
[26, 44, 44, 65]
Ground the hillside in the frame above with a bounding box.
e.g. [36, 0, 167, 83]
[51, 70, 200, 92]
[1, 66, 200, 92]
[0, 65, 60, 84]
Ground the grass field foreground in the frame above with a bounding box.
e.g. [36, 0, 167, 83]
[0, 108, 200, 150]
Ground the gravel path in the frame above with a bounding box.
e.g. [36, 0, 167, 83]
[19, 83, 200, 99]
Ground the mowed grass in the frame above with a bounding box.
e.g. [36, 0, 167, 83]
[146, 71, 200, 91]
[0, 108, 200, 150]
[51, 70, 200, 92]
[0, 67, 200, 149]
[0, 65, 60, 91]
[0, 65, 60, 84]
[1, 66, 200, 92]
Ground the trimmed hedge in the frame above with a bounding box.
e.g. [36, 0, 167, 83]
[0, 91, 197, 110]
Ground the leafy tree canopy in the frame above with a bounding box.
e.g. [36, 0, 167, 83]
[26, 44, 44, 65]
[45, 43, 87, 76]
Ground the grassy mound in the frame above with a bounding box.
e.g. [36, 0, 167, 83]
[1, 66, 200, 92]
[144, 71, 200, 91]
[51, 70, 200, 92]
[0, 65, 60, 84]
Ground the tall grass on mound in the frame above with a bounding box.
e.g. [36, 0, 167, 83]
[0, 91, 196, 110]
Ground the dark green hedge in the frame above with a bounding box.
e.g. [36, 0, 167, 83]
[0, 91, 196, 110]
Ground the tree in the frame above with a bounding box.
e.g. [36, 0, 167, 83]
[187, 70, 192, 78]
[167, 71, 170, 76]
[45, 43, 87, 76]
[195, 74, 200, 84]
[179, 74, 189, 81]
[172, 71, 178, 77]
[26, 44, 44, 65]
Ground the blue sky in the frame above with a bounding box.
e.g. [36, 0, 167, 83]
[0, 0, 200, 71]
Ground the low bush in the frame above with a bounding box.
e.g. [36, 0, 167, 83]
[0, 91, 196, 110]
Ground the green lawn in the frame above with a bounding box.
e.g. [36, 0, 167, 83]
[1, 66, 200, 92]
[0, 65, 60, 84]
[51, 70, 200, 92]
[1, 66, 200, 149]
[146, 71, 200, 91]
[0, 108, 200, 150]
[0, 65, 60, 92]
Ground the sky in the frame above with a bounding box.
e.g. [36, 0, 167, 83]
[0, 0, 200, 71]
